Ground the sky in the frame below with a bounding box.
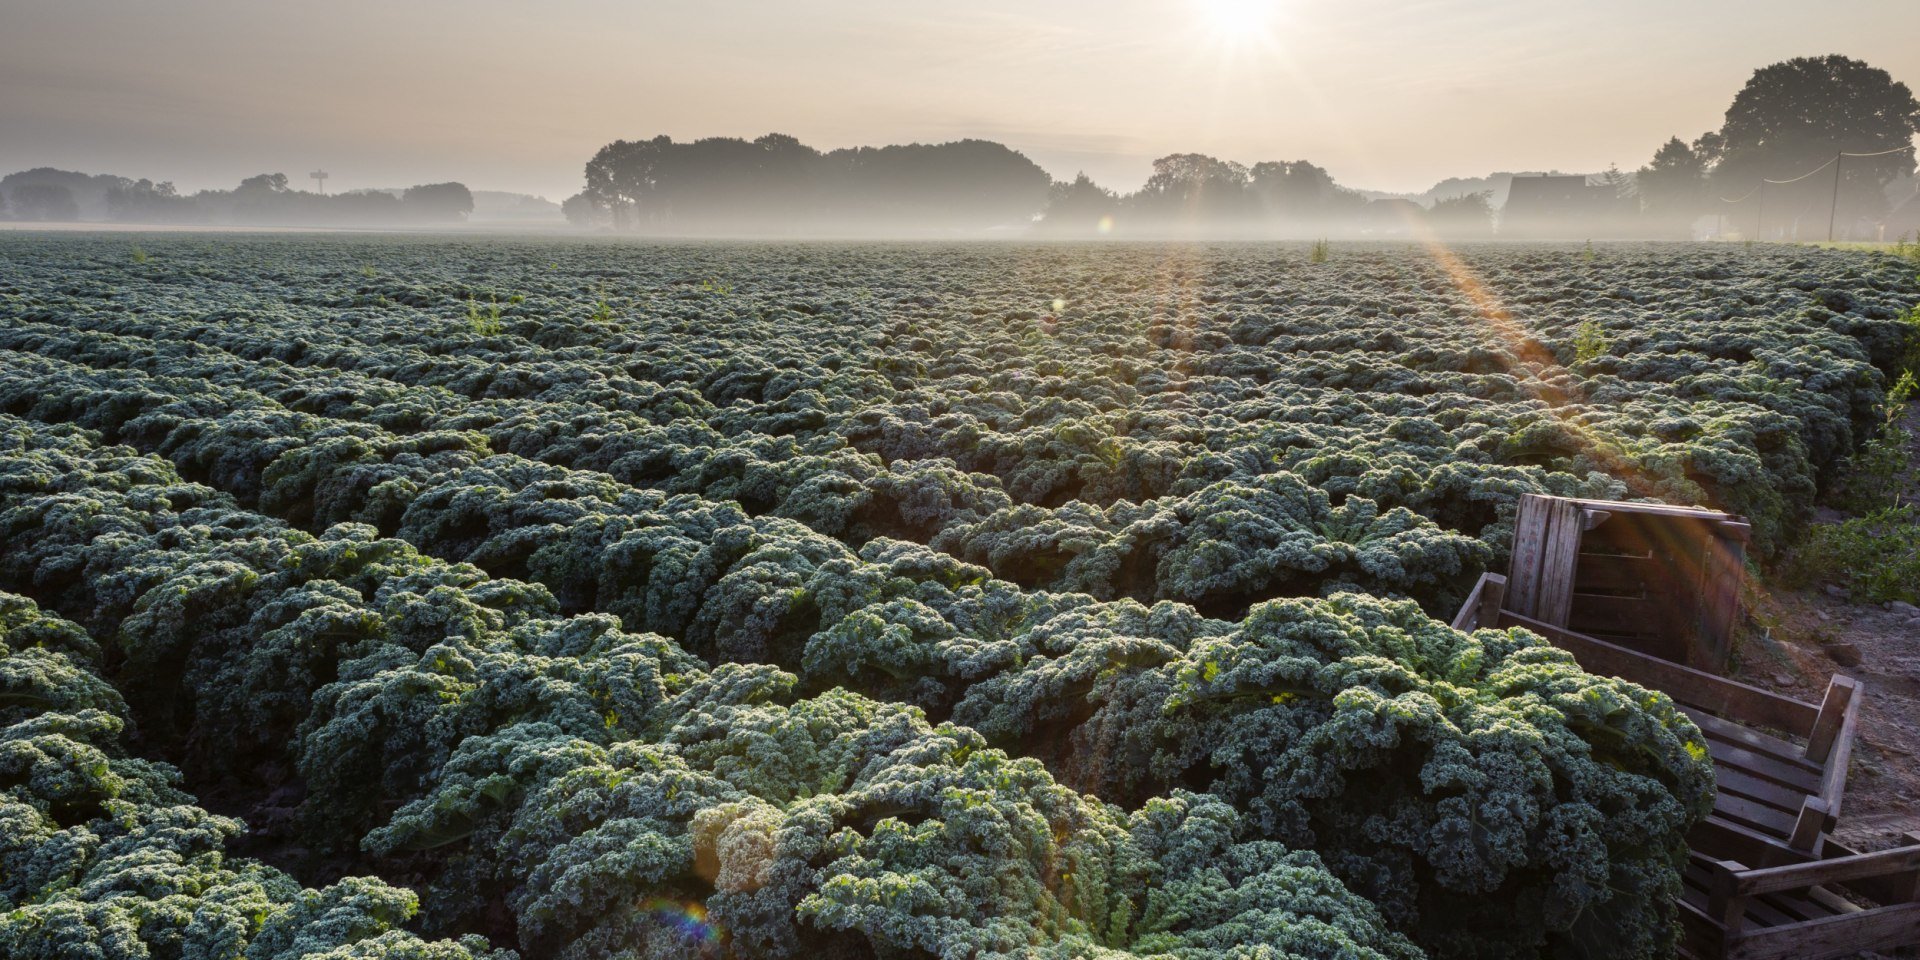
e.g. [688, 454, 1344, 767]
[3, 0, 1917, 201]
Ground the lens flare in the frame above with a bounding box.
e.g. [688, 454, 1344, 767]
[1097, 215, 1115, 235]
[641, 898, 723, 946]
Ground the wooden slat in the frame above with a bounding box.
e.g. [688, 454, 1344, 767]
[1817, 686, 1861, 817]
[1695, 530, 1746, 672]
[1570, 552, 1656, 594]
[1733, 844, 1920, 897]
[1451, 573, 1506, 632]
[1706, 740, 1824, 795]
[1472, 574, 1506, 632]
[1789, 798, 1833, 852]
[1567, 592, 1659, 637]
[1498, 611, 1820, 733]
[1681, 707, 1817, 769]
[1687, 860, 1805, 928]
[1693, 817, 1816, 870]
[1744, 892, 1816, 927]
[1450, 574, 1489, 631]
[1560, 496, 1745, 522]
[1714, 765, 1820, 816]
[1713, 792, 1801, 839]
[1753, 890, 1838, 923]
[1726, 902, 1920, 960]
[1507, 494, 1552, 618]
[1678, 897, 1727, 960]
[1806, 677, 1859, 767]
[1803, 885, 1862, 916]
[1535, 498, 1585, 627]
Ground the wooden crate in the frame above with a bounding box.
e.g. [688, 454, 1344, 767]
[1458, 574, 1862, 862]
[1455, 572, 1897, 959]
[1679, 832, 1920, 960]
[1504, 494, 1750, 672]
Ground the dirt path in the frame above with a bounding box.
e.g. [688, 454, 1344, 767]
[1733, 397, 1920, 851]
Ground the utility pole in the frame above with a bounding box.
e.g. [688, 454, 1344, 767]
[1755, 182, 1764, 240]
[311, 170, 329, 195]
[1827, 151, 1842, 242]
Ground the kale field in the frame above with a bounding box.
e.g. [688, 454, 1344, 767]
[1, 234, 1915, 960]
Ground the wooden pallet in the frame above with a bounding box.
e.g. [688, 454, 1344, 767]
[1456, 572, 1908, 958]
[1679, 832, 1920, 960]
[1504, 494, 1750, 672]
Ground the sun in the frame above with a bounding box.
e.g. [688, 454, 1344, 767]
[1194, 0, 1279, 40]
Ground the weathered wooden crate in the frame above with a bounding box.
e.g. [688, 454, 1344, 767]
[1456, 572, 1900, 959]
[1459, 572, 1860, 860]
[1679, 830, 1920, 960]
[1503, 493, 1750, 673]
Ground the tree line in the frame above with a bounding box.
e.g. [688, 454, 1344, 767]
[563, 135, 1054, 234]
[0, 169, 475, 226]
[566, 55, 1915, 239]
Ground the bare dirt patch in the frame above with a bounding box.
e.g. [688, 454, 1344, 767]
[1736, 397, 1920, 850]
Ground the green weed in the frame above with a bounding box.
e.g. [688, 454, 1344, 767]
[1309, 239, 1330, 264]
[466, 295, 504, 336]
[360, 264, 377, 279]
[131, 245, 149, 264]
[1792, 506, 1920, 604]
[1888, 232, 1917, 267]
[700, 278, 733, 295]
[1572, 320, 1609, 365]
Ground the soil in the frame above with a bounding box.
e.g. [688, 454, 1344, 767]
[1731, 397, 1920, 853]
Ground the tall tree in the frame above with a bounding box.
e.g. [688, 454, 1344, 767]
[402, 182, 475, 221]
[1428, 191, 1494, 237]
[10, 183, 79, 221]
[1037, 173, 1119, 234]
[1132, 153, 1251, 224]
[1635, 137, 1709, 235]
[1704, 55, 1920, 236]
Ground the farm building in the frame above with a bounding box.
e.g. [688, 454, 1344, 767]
[1500, 173, 1634, 237]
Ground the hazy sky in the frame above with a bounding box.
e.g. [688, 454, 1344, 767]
[4, 0, 1917, 200]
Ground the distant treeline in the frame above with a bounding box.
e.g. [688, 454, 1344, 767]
[0, 169, 474, 226]
[559, 133, 1568, 238]
[567, 55, 1917, 239]
[564, 135, 1053, 234]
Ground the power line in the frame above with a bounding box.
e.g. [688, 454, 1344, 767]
[1762, 156, 1837, 185]
[1839, 144, 1918, 158]
[1712, 142, 1918, 240]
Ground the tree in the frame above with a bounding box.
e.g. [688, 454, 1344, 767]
[1131, 153, 1251, 225]
[583, 135, 673, 228]
[237, 173, 291, 194]
[1247, 160, 1368, 234]
[578, 134, 1049, 233]
[402, 182, 475, 221]
[561, 192, 602, 228]
[106, 179, 199, 223]
[1635, 137, 1709, 235]
[1428, 191, 1494, 236]
[10, 183, 79, 221]
[1599, 163, 1635, 200]
[1704, 55, 1920, 237]
[1036, 173, 1118, 234]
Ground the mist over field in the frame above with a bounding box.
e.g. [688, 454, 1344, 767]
[4, 5, 1920, 960]
[3, 2, 1917, 239]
